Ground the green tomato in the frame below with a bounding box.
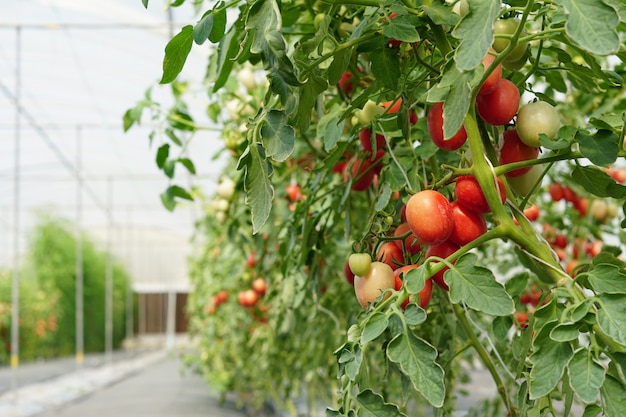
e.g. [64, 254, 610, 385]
[493, 18, 528, 62]
[508, 164, 543, 197]
[349, 253, 372, 277]
[516, 101, 561, 147]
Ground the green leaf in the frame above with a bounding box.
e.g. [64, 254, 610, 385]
[568, 348, 605, 404]
[403, 304, 427, 326]
[529, 322, 574, 399]
[582, 404, 602, 417]
[386, 331, 445, 407]
[237, 143, 274, 234]
[550, 323, 580, 342]
[209, 5, 226, 43]
[156, 143, 170, 168]
[327, 48, 352, 86]
[595, 294, 626, 347]
[558, 0, 620, 55]
[600, 375, 626, 417]
[212, 25, 242, 92]
[193, 12, 213, 45]
[369, 48, 400, 90]
[160, 188, 176, 211]
[361, 313, 389, 345]
[160, 25, 194, 84]
[163, 159, 176, 179]
[587, 263, 626, 294]
[446, 253, 515, 316]
[178, 157, 196, 175]
[355, 390, 406, 417]
[576, 129, 619, 166]
[383, 15, 420, 43]
[375, 183, 392, 212]
[452, 0, 501, 71]
[170, 185, 193, 201]
[403, 266, 427, 295]
[317, 106, 345, 151]
[295, 71, 327, 132]
[260, 110, 295, 162]
[141, 0, 148, 9]
[432, 66, 475, 140]
[493, 315, 513, 340]
[571, 165, 626, 199]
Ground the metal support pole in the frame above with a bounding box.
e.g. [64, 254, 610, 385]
[125, 208, 134, 349]
[11, 24, 22, 396]
[75, 126, 84, 367]
[105, 177, 114, 364]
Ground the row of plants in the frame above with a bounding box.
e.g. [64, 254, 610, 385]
[0, 215, 130, 364]
[128, 0, 626, 416]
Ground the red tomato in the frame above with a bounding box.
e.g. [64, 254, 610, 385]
[448, 201, 488, 246]
[394, 264, 434, 310]
[574, 197, 588, 217]
[344, 156, 376, 191]
[562, 186, 579, 203]
[338, 71, 354, 96]
[551, 234, 567, 249]
[381, 98, 418, 125]
[286, 183, 302, 202]
[344, 259, 355, 286]
[246, 251, 257, 268]
[359, 128, 386, 152]
[376, 241, 405, 270]
[406, 190, 454, 245]
[548, 183, 564, 201]
[425, 240, 460, 291]
[216, 290, 228, 304]
[354, 261, 395, 308]
[427, 102, 468, 151]
[478, 50, 502, 95]
[252, 278, 267, 296]
[455, 175, 506, 213]
[392, 222, 423, 255]
[238, 289, 259, 307]
[523, 204, 540, 221]
[499, 129, 540, 177]
[476, 78, 520, 125]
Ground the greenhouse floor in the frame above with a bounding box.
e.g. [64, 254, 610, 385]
[0, 335, 251, 417]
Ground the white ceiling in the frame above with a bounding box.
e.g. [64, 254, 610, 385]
[0, 0, 225, 285]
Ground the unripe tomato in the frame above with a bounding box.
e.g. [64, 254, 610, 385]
[590, 199, 608, 222]
[406, 190, 454, 245]
[493, 18, 528, 62]
[425, 240, 460, 291]
[359, 128, 386, 152]
[392, 222, 423, 255]
[508, 165, 544, 197]
[355, 100, 384, 125]
[516, 101, 560, 147]
[354, 261, 396, 308]
[455, 175, 506, 213]
[216, 177, 236, 199]
[499, 129, 540, 177]
[476, 78, 520, 126]
[479, 50, 502, 95]
[448, 201, 487, 246]
[502, 51, 528, 71]
[427, 102, 468, 151]
[348, 253, 372, 277]
[376, 241, 405, 270]
[394, 264, 433, 309]
[452, 0, 469, 17]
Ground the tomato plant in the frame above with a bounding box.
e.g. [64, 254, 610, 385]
[128, 0, 626, 416]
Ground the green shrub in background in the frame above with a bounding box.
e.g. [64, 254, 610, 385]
[0, 215, 130, 363]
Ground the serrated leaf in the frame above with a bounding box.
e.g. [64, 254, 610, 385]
[369, 48, 400, 90]
[355, 390, 406, 417]
[493, 315, 513, 340]
[361, 313, 389, 345]
[387, 331, 445, 407]
[446, 253, 515, 316]
[600, 375, 626, 417]
[595, 294, 626, 347]
[238, 143, 274, 234]
[260, 110, 295, 162]
[403, 304, 427, 326]
[328, 48, 352, 86]
[582, 404, 602, 417]
[295, 71, 327, 132]
[587, 263, 626, 294]
[403, 266, 427, 295]
[452, 0, 501, 71]
[160, 25, 194, 84]
[212, 25, 241, 92]
[558, 0, 620, 55]
[529, 322, 574, 399]
[375, 184, 392, 212]
[383, 15, 420, 43]
[317, 106, 345, 151]
[576, 129, 619, 166]
[436, 67, 475, 139]
[568, 349, 605, 403]
[571, 165, 626, 199]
